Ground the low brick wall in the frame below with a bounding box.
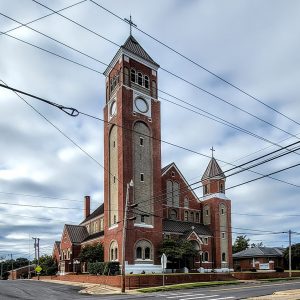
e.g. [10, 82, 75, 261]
[35, 273, 234, 289]
[232, 271, 300, 280]
[35, 271, 300, 289]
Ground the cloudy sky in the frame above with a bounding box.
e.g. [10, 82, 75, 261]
[0, 0, 300, 259]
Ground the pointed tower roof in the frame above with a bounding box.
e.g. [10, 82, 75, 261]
[201, 157, 225, 181]
[104, 35, 159, 76]
[121, 35, 159, 67]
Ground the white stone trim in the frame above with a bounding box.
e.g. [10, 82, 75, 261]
[202, 193, 229, 201]
[134, 223, 154, 228]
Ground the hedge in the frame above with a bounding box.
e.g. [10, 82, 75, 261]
[87, 262, 120, 275]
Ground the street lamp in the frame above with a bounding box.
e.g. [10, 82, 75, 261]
[121, 179, 134, 293]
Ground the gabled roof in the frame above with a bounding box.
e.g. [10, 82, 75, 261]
[161, 162, 199, 201]
[201, 157, 225, 181]
[233, 247, 284, 259]
[65, 224, 89, 244]
[82, 231, 104, 243]
[163, 219, 212, 236]
[122, 35, 159, 67]
[81, 203, 104, 224]
[54, 241, 60, 249]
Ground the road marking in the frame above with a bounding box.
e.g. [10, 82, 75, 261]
[167, 294, 205, 298]
[156, 292, 192, 297]
[179, 295, 218, 300]
[209, 298, 235, 300]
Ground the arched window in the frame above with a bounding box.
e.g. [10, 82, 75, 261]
[195, 212, 200, 223]
[204, 184, 209, 195]
[166, 180, 180, 207]
[124, 67, 129, 85]
[144, 75, 149, 89]
[169, 209, 177, 220]
[110, 241, 118, 261]
[152, 80, 157, 98]
[204, 251, 209, 262]
[136, 247, 142, 259]
[220, 203, 226, 216]
[145, 247, 150, 259]
[184, 211, 188, 221]
[137, 72, 143, 85]
[190, 211, 194, 222]
[135, 240, 153, 260]
[184, 197, 189, 208]
[222, 252, 226, 262]
[110, 248, 114, 261]
[131, 69, 136, 82]
[220, 182, 224, 193]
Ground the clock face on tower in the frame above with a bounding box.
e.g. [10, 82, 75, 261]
[135, 97, 149, 113]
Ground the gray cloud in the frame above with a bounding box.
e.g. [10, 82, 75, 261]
[0, 0, 300, 257]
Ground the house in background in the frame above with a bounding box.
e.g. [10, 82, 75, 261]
[233, 247, 284, 271]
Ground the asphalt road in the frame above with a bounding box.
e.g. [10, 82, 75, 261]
[0, 279, 299, 300]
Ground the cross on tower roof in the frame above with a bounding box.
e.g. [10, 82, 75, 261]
[124, 15, 137, 35]
[210, 146, 215, 158]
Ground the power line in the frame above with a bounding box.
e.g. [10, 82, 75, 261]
[2, 21, 299, 155]
[89, 0, 300, 127]
[3, 2, 300, 188]
[21, 1, 300, 140]
[1, 82, 300, 209]
[1, 0, 87, 37]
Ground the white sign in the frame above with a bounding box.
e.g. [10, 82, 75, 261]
[161, 253, 167, 269]
[259, 263, 270, 270]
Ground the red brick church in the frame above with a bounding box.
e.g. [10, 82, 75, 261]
[53, 35, 233, 274]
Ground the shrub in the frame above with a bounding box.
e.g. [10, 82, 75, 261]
[275, 267, 284, 272]
[249, 268, 257, 272]
[87, 262, 120, 275]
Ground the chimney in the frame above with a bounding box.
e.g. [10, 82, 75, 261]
[84, 196, 90, 219]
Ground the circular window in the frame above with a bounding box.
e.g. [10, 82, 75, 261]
[110, 100, 117, 116]
[135, 97, 149, 113]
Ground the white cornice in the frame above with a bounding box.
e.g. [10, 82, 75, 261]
[104, 48, 159, 77]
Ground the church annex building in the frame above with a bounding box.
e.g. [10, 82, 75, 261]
[53, 35, 233, 274]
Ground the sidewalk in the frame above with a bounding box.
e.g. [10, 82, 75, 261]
[37, 279, 137, 295]
[247, 289, 300, 299]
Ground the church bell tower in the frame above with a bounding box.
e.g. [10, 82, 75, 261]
[103, 35, 163, 269]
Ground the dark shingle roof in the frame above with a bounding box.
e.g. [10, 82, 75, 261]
[161, 162, 174, 174]
[83, 231, 104, 242]
[233, 247, 284, 259]
[81, 203, 104, 224]
[122, 35, 159, 67]
[163, 219, 212, 236]
[65, 224, 88, 244]
[54, 241, 60, 248]
[201, 157, 225, 181]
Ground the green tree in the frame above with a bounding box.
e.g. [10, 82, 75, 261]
[79, 243, 104, 263]
[284, 243, 300, 270]
[232, 235, 250, 253]
[251, 242, 264, 248]
[158, 238, 198, 270]
[34, 255, 58, 275]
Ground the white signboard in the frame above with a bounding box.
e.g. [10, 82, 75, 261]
[259, 263, 270, 270]
[161, 253, 167, 269]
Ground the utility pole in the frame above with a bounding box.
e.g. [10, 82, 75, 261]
[37, 238, 40, 280]
[10, 254, 13, 280]
[0, 256, 5, 280]
[289, 230, 292, 278]
[121, 180, 134, 293]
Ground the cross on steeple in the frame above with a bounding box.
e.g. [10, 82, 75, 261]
[210, 146, 215, 158]
[124, 14, 137, 35]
